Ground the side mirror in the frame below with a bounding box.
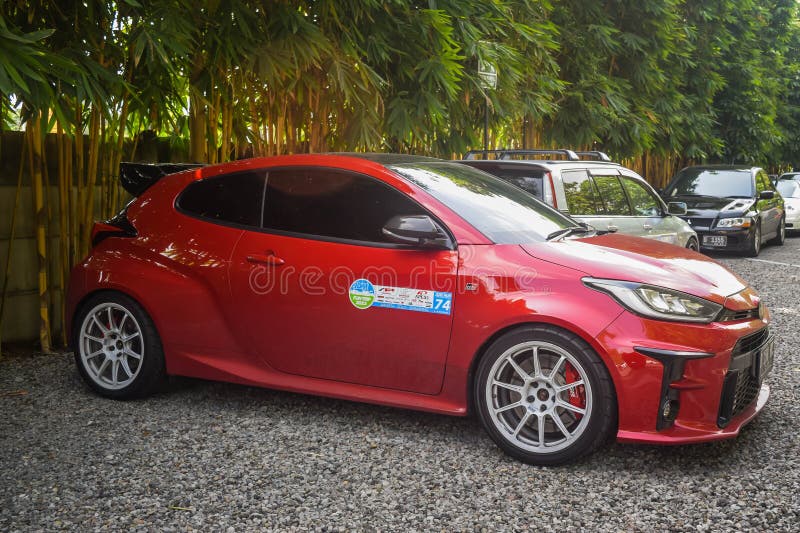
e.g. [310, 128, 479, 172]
[667, 201, 688, 216]
[759, 190, 775, 200]
[382, 215, 453, 249]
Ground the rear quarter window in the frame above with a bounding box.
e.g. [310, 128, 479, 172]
[177, 171, 266, 227]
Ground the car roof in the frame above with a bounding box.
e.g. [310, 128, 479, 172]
[678, 164, 758, 172]
[329, 152, 443, 165]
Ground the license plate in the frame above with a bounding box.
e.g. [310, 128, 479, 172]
[703, 235, 727, 247]
[755, 338, 775, 381]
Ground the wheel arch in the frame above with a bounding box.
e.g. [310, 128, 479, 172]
[465, 319, 620, 419]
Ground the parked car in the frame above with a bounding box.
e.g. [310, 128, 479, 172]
[776, 179, 800, 233]
[68, 154, 773, 466]
[778, 171, 800, 182]
[662, 165, 785, 256]
[459, 149, 698, 250]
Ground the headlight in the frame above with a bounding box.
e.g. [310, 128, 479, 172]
[787, 205, 795, 211]
[584, 278, 723, 323]
[716, 217, 751, 228]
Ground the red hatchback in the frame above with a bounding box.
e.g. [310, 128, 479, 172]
[67, 154, 774, 465]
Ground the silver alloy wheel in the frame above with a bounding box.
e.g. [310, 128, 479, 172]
[780, 219, 786, 241]
[485, 341, 593, 454]
[754, 224, 761, 253]
[78, 302, 144, 390]
[686, 238, 699, 251]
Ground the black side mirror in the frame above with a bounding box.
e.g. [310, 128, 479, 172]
[667, 201, 688, 216]
[382, 215, 453, 249]
[759, 190, 775, 200]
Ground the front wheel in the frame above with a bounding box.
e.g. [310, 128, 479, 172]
[685, 237, 699, 251]
[474, 325, 616, 466]
[746, 222, 761, 257]
[770, 216, 785, 246]
[73, 292, 165, 399]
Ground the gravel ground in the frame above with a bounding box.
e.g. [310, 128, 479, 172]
[2, 238, 800, 531]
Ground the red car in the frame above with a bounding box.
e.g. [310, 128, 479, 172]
[67, 154, 774, 465]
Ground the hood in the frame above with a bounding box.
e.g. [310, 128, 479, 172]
[671, 195, 754, 218]
[521, 233, 748, 306]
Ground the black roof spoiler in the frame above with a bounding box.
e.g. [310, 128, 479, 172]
[119, 162, 205, 196]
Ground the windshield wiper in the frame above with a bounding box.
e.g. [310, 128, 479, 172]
[546, 226, 593, 241]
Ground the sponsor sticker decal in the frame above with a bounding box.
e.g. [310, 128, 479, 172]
[348, 279, 452, 315]
[348, 279, 376, 309]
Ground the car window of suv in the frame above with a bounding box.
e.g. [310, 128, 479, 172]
[593, 175, 632, 215]
[620, 176, 661, 216]
[262, 168, 427, 243]
[470, 163, 546, 199]
[561, 170, 602, 215]
[177, 171, 266, 227]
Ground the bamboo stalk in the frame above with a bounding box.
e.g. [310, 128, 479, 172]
[27, 112, 53, 353]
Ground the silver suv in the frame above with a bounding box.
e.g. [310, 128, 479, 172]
[460, 149, 698, 250]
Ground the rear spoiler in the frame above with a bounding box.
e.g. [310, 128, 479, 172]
[119, 162, 205, 196]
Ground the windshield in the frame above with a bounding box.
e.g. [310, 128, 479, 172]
[390, 162, 575, 244]
[666, 169, 754, 198]
[777, 179, 800, 198]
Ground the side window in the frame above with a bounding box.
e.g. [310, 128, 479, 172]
[178, 171, 266, 227]
[593, 175, 632, 216]
[561, 170, 602, 215]
[475, 163, 546, 200]
[620, 177, 661, 216]
[263, 168, 427, 243]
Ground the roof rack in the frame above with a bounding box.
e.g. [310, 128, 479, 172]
[463, 149, 613, 162]
[573, 150, 611, 162]
[464, 149, 579, 161]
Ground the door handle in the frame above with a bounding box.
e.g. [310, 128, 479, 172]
[607, 225, 619, 233]
[642, 223, 653, 230]
[246, 252, 286, 266]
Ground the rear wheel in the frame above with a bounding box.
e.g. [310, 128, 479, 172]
[73, 292, 164, 399]
[474, 325, 616, 466]
[770, 216, 785, 246]
[746, 222, 761, 257]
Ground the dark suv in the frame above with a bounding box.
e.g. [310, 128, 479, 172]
[662, 165, 785, 256]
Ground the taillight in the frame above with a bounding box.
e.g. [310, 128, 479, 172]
[91, 210, 137, 247]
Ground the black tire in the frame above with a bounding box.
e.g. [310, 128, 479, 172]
[746, 222, 761, 257]
[72, 291, 165, 399]
[685, 237, 699, 251]
[474, 325, 617, 466]
[770, 216, 786, 246]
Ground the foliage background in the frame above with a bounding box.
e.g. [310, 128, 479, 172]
[2, 0, 800, 349]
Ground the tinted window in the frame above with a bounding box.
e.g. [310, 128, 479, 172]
[470, 163, 546, 199]
[561, 170, 601, 215]
[262, 168, 426, 243]
[666, 169, 754, 198]
[594, 175, 632, 215]
[178, 171, 266, 227]
[390, 162, 575, 244]
[620, 177, 660, 216]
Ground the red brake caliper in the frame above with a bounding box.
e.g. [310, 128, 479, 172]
[564, 362, 585, 420]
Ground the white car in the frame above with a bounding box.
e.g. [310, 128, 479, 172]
[777, 179, 800, 232]
[460, 149, 699, 249]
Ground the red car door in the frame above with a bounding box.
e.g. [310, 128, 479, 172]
[228, 166, 457, 395]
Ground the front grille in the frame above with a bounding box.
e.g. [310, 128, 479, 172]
[690, 217, 715, 228]
[732, 327, 770, 356]
[718, 327, 769, 427]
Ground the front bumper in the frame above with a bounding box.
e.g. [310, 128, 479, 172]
[695, 227, 754, 252]
[786, 210, 799, 229]
[595, 309, 772, 444]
